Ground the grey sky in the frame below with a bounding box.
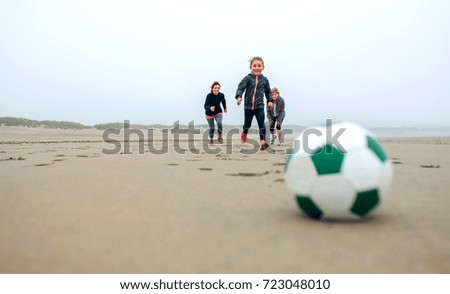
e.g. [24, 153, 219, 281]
[1, 0, 449, 127]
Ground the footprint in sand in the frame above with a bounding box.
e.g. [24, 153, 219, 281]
[1, 157, 26, 161]
[198, 168, 213, 171]
[239, 149, 259, 155]
[420, 165, 440, 168]
[215, 154, 229, 160]
[226, 171, 269, 177]
[189, 148, 200, 154]
[216, 157, 247, 161]
[391, 157, 403, 164]
[273, 162, 286, 166]
[168, 163, 179, 166]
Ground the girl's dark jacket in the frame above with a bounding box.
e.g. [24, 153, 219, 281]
[235, 74, 272, 110]
[267, 96, 286, 121]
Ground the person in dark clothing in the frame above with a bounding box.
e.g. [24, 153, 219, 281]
[235, 56, 272, 150]
[267, 87, 286, 146]
[204, 81, 227, 144]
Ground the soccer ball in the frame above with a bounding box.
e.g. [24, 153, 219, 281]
[285, 122, 393, 220]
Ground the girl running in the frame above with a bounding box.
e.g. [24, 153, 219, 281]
[267, 87, 286, 146]
[235, 56, 273, 150]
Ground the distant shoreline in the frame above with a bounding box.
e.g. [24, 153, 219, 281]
[1, 117, 450, 139]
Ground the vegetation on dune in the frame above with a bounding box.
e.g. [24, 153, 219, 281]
[0, 116, 308, 133]
[92, 122, 170, 130]
[0, 117, 87, 129]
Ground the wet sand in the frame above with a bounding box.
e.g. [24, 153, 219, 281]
[0, 127, 449, 273]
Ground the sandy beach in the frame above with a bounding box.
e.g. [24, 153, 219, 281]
[0, 126, 449, 274]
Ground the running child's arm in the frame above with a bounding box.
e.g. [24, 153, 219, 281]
[264, 78, 273, 105]
[235, 76, 249, 106]
[204, 94, 215, 111]
[280, 98, 286, 119]
[266, 104, 273, 121]
[221, 94, 227, 112]
[235, 76, 249, 100]
[204, 94, 210, 110]
[264, 78, 274, 109]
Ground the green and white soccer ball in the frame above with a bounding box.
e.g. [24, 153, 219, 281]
[285, 122, 393, 220]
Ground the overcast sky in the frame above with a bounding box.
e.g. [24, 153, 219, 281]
[1, 0, 449, 127]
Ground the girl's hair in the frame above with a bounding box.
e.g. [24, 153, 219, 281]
[271, 87, 280, 95]
[210, 81, 221, 92]
[249, 56, 264, 66]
